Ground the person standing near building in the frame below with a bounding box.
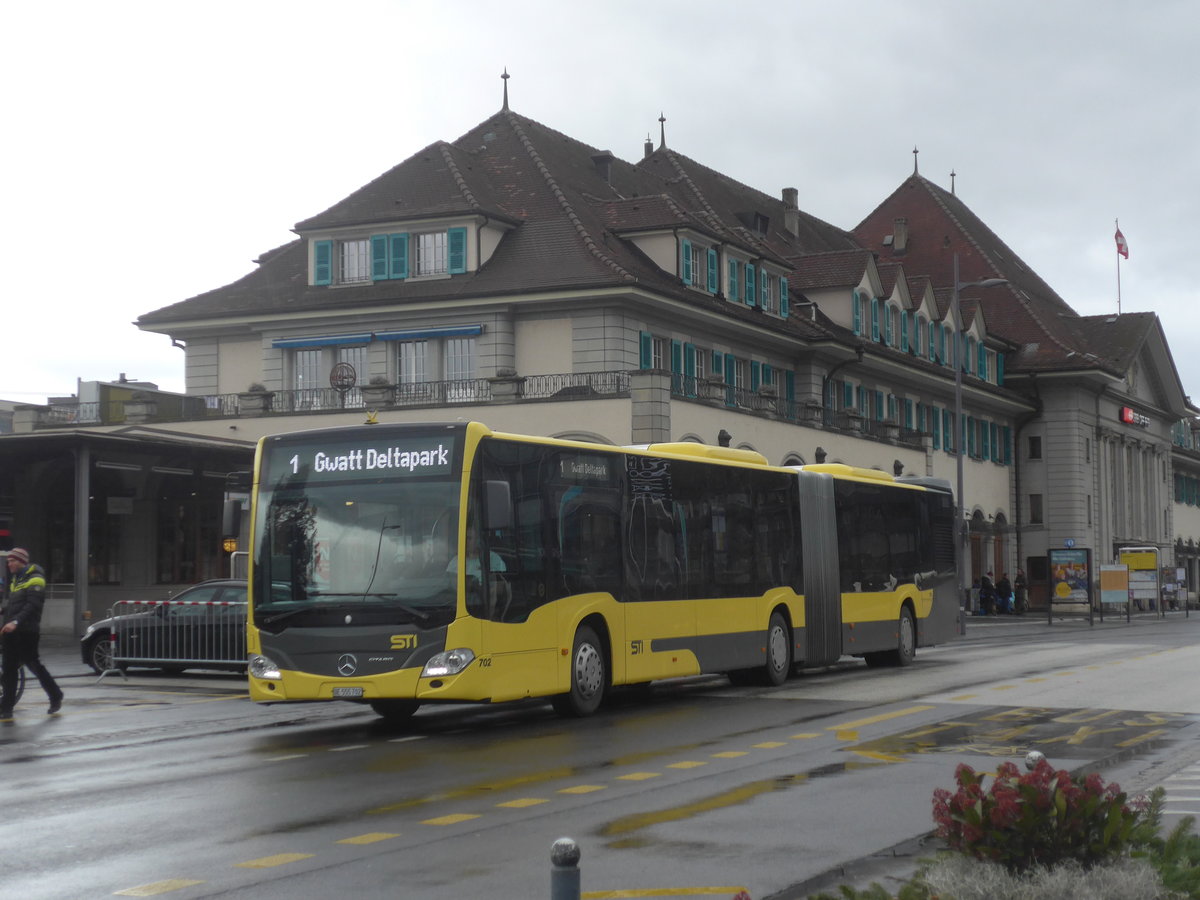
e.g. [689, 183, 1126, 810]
[1013, 568, 1028, 615]
[1, 548, 64, 719]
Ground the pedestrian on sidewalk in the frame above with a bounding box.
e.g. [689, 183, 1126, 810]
[1, 548, 64, 719]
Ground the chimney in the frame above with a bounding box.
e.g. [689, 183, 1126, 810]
[592, 151, 615, 184]
[893, 217, 908, 253]
[782, 187, 799, 237]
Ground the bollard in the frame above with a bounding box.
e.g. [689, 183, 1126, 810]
[550, 836, 581, 900]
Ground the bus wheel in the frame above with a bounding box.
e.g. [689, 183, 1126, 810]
[888, 607, 917, 667]
[763, 611, 792, 686]
[552, 625, 606, 717]
[729, 612, 792, 686]
[370, 699, 420, 724]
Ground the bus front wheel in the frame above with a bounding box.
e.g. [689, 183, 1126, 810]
[552, 625, 606, 717]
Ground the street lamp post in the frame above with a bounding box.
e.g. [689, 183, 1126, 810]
[950, 252, 1008, 612]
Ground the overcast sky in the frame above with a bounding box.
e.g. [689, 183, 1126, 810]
[4, 0, 1195, 406]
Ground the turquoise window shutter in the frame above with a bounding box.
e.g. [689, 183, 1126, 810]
[871, 299, 880, 342]
[779, 278, 789, 317]
[843, 381, 853, 409]
[684, 343, 696, 377]
[762, 363, 773, 386]
[314, 240, 332, 285]
[932, 407, 941, 446]
[761, 271, 769, 308]
[900, 311, 909, 352]
[875, 390, 884, 421]
[928, 321, 936, 359]
[725, 353, 736, 384]
[784, 370, 795, 401]
[857, 385, 866, 411]
[883, 305, 893, 346]
[712, 352, 723, 377]
[1002, 425, 1012, 464]
[751, 361, 761, 391]
[997, 353, 1005, 385]
[978, 344, 988, 379]
[728, 259, 739, 300]
[639, 332, 652, 369]
[707, 248, 718, 293]
[745, 264, 756, 307]
[852, 292, 862, 335]
[447, 227, 467, 274]
[371, 235, 389, 281]
[943, 409, 952, 451]
[671, 340, 683, 393]
[904, 398, 913, 429]
[390, 233, 409, 279]
[681, 239, 693, 285]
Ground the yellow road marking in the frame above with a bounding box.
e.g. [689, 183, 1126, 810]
[711, 751, 747, 758]
[559, 784, 606, 794]
[114, 880, 205, 896]
[235, 853, 314, 869]
[834, 730, 858, 741]
[582, 889, 749, 898]
[1117, 728, 1169, 748]
[497, 797, 549, 808]
[667, 761, 707, 769]
[337, 832, 400, 845]
[949, 694, 977, 700]
[753, 741, 786, 749]
[421, 813, 481, 826]
[848, 750, 906, 763]
[790, 732, 820, 739]
[829, 705, 935, 730]
[991, 685, 1018, 691]
[618, 772, 661, 781]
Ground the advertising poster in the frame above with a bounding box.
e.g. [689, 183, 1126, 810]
[1049, 547, 1092, 605]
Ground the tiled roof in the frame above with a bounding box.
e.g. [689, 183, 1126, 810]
[786, 249, 872, 292]
[853, 175, 1120, 376]
[140, 109, 856, 330]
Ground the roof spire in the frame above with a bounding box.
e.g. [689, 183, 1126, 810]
[501, 68, 510, 111]
[950, 168, 956, 195]
[658, 112, 667, 150]
[912, 145, 919, 175]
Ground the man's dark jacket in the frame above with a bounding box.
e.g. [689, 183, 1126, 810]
[4, 563, 47, 633]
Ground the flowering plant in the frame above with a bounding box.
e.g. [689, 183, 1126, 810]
[931, 758, 1151, 873]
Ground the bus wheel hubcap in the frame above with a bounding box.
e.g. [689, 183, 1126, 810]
[575, 644, 602, 697]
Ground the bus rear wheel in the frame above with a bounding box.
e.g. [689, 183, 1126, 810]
[370, 699, 420, 724]
[552, 625, 606, 717]
[865, 607, 917, 668]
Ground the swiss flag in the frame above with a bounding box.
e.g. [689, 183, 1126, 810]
[1115, 227, 1129, 259]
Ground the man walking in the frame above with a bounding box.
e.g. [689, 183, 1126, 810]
[1, 548, 63, 719]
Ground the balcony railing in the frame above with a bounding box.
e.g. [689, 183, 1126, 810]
[23, 369, 925, 450]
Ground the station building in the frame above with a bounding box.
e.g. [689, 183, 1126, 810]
[4, 94, 1197, 630]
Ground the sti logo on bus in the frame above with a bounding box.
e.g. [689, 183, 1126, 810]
[281, 438, 454, 479]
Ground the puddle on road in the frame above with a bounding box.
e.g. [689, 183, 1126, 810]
[598, 706, 1196, 848]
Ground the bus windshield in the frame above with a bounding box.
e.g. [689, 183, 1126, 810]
[252, 428, 464, 631]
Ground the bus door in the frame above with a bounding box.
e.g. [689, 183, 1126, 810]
[797, 471, 841, 666]
[623, 456, 696, 682]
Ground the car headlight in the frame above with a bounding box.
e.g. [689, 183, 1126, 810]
[248, 654, 282, 681]
[421, 648, 475, 678]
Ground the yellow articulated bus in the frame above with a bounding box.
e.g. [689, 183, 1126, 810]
[246, 421, 957, 723]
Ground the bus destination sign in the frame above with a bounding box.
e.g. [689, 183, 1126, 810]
[273, 436, 457, 480]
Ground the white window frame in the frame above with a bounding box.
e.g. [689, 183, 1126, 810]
[415, 231, 449, 276]
[339, 239, 371, 284]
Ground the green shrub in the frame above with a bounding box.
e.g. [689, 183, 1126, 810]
[931, 759, 1154, 874]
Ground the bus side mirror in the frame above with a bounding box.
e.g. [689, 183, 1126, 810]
[222, 499, 243, 540]
[484, 481, 513, 531]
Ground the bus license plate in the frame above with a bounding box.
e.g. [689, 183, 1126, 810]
[332, 687, 364, 698]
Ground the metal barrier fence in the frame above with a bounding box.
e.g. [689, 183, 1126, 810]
[100, 599, 247, 674]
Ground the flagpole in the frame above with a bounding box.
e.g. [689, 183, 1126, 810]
[1116, 218, 1122, 315]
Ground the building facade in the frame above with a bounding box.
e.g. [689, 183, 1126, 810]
[6, 102, 1196, 629]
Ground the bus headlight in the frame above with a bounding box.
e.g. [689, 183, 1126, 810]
[249, 654, 282, 681]
[422, 648, 475, 678]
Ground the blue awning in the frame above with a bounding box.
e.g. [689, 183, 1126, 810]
[272, 333, 373, 349]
